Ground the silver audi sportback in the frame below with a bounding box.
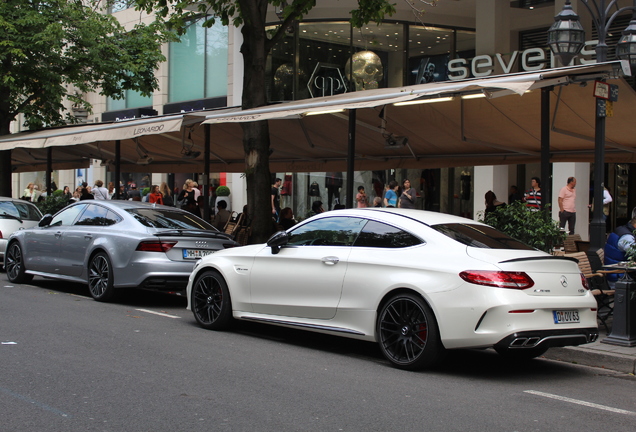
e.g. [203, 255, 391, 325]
[5, 200, 238, 301]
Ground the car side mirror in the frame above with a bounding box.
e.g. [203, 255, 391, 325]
[267, 230, 289, 255]
[39, 214, 53, 227]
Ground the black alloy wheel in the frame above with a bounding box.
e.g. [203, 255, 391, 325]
[88, 252, 115, 302]
[377, 293, 444, 370]
[192, 270, 233, 330]
[5, 242, 33, 284]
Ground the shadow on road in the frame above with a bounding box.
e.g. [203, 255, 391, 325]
[17, 278, 187, 308]
[224, 320, 584, 381]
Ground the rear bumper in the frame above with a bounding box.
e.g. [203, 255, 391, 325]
[136, 276, 189, 294]
[495, 327, 599, 350]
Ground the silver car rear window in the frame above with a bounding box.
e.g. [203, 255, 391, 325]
[127, 208, 215, 230]
[431, 223, 534, 250]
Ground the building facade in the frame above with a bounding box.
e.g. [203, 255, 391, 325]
[13, 0, 636, 238]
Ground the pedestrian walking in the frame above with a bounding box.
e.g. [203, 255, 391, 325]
[558, 177, 577, 235]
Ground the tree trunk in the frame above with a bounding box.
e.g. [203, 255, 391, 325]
[0, 92, 12, 197]
[239, 0, 274, 244]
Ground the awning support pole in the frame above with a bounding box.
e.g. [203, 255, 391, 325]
[204, 124, 211, 222]
[46, 147, 52, 195]
[346, 109, 356, 208]
[541, 87, 552, 212]
[115, 140, 121, 199]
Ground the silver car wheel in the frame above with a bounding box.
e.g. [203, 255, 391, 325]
[5, 242, 33, 284]
[88, 252, 115, 302]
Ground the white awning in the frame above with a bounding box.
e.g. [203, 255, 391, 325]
[0, 115, 185, 151]
[201, 62, 628, 124]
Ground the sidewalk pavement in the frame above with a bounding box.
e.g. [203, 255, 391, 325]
[543, 319, 636, 374]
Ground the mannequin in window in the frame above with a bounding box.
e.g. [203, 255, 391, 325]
[325, 172, 343, 210]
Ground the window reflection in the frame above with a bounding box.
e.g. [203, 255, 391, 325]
[288, 217, 366, 246]
[354, 220, 422, 248]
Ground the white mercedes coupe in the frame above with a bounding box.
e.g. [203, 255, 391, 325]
[185, 208, 598, 370]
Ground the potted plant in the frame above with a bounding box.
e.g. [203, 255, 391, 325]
[479, 201, 565, 253]
[214, 185, 231, 212]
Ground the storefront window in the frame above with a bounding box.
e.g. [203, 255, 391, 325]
[267, 25, 298, 101]
[408, 26, 454, 84]
[106, 90, 153, 111]
[266, 21, 475, 101]
[169, 18, 228, 103]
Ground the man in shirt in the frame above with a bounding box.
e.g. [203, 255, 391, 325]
[271, 178, 282, 221]
[523, 177, 542, 211]
[558, 177, 577, 235]
[212, 200, 231, 231]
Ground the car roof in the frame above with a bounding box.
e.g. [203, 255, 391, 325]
[65, 200, 173, 210]
[0, 196, 39, 206]
[309, 208, 486, 227]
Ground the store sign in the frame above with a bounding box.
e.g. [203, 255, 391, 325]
[448, 40, 601, 80]
[308, 62, 348, 97]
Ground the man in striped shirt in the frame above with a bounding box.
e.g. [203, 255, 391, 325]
[523, 177, 542, 211]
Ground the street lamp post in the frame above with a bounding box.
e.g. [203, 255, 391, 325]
[548, 0, 636, 251]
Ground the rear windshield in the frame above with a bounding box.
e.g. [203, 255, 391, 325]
[127, 208, 217, 231]
[431, 223, 534, 250]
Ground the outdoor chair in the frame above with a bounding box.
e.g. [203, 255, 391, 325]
[565, 251, 615, 332]
[223, 212, 243, 237]
[563, 234, 582, 254]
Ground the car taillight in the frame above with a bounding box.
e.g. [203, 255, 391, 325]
[136, 241, 177, 252]
[580, 273, 589, 290]
[459, 270, 535, 290]
[0, 231, 3, 239]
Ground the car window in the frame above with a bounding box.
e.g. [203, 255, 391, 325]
[75, 204, 121, 226]
[0, 201, 21, 219]
[288, 217, 366, 246]
[353, 220, 422, 248]
[50, 204, 87, 227]
[127, 208, 217, 231]
[13, 202, 42, 220]
[431, 223, 534, 250]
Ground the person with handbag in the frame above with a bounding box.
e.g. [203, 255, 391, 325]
[178, 179, 200, 217]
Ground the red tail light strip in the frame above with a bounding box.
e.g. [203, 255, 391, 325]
[136, 241, 177, 252]
[459, 270, 535, 289]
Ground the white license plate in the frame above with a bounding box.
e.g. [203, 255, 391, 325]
[183, 249, 215, 259]
[553, 310, 580, 324]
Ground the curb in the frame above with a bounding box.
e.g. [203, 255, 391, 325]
[543, 346, 636, 374]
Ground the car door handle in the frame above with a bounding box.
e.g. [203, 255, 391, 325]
[84, 234, 92, 240]
[321, 256, 339, 265]
[54, 231, 62, 238]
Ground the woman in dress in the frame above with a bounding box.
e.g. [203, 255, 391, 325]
[178, 179, 200, 217]
[148, 185, 164, 205]
[399, 179, 417, 209]
[159, 182, 174, 206]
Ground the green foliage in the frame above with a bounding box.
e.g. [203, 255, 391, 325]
[0, 0, 176, 132]
[35, 194, 71, 216]
[52, 189, 64, 197]
[215, 185, 230, 196]
[479, 201, 565, 253]
[142, 187, 151, 196]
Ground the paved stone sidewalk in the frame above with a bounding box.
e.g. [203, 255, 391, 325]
[543, 321, 636, 374]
